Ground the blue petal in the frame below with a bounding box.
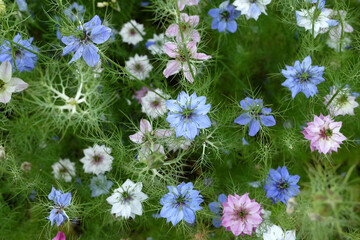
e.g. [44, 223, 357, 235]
[208, 8, 221, 18]
[212, 217, 222, 228]
[192, 115, 211, 129]
[234, 113, 252, 125]
[91, 25, 112, 44]
[183, 207, 195, 224]
[82, 44, 100, 67]
[260, 115, 276, 127]
[208, 202, 221, 214]
[218, 21, 227, 32]
[226, 20, 237, 33]
[218, 193, 227, 203]
[68, 44, 84, 64]
[248, 3, 262, 20]
[248, 119, 260, 136]
[83, 15, 101, 32]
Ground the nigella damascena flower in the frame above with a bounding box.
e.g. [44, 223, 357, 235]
[166, 13, 200, 43]
[324, 85, 359, 116]
[178, 0, 199, 11]
[233, 0, 271, 21]
[52, 158, 76, 182]
[141, 88, 169, 119]
[0, 33, 38, 72]
[119, 20, 145, 45]
[80, 144, 114, 175]
[208, 1, 241, 33]
[209, 193, 227, 227]
[281, 56, 325, 99]
[234, 97, 276, 136]
[160, 182, 203, 226]
[125, 54, 153, 80]
[146, 33, 167, 55]
[89, 174, 113, 197]
[263, 225, 296, 240]
[221, 193, 263, 236]
[164, 41, 211, 83]
[106, 179, 148, 219]
[166, 91, 211, 140]
[0, 61, 29, 104]
[64, 2, 85, 21]
[264, 166, 300, 204]
[61, 15, 111, 67]
[302, 114, 347, 154]
[296, 4, 337, 38]
[47, 187, 71, 227]
[52, 231, 66, 240]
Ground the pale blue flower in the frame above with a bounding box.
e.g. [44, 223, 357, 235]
[89, 175, 113, 197]
[208, 1, 241, 33]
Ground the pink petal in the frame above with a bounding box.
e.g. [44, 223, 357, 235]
[180, 13, 190, 23]
[186, 41, 197, 56]
[129, 132, 144, 144]
[193, 52, 211, 60]
[165, 24, 180, 37]
[178, 1, 185, 11]
[52, 231, 66, 240]
[183, 62, 196, 83]
[165, 42, 179, 58]
[191, 30, 201, 42]
[140, 119, 152, 133]
[163, 60, 181, 78]
[0, 61, 12, 83]
[155, 129, 172, 138]
[188, 15, 200, 27]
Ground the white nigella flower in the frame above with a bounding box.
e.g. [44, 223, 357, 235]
[125, 54, 153, 81]
[106, 179, 148, 219]
[256, 209, 272, 236]
[20, 161, 31, 171]
[323, 86, 359, 116]
[146, 33, 167, 55]
[0, 61, 28, 104]
[80, 144, 114, 175]
[52, 158, 76, 182]
[296, 6, 334, 38]
[233, 0, 272, 21]
[326, 36, 351, 52]
[141, 89, 169, 119]
[119, 20, 145, 45]
[263, 225, 296, 240]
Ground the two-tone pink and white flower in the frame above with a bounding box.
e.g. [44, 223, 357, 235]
[302, 114, 347, 154]
[221, 193, 263, 237]
[163, 41, 211, 83]
[178, 0, 199, 11]
[166, 13, 200, 43]
[129, 119, 171, 162]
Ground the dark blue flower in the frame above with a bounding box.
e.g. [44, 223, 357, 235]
[264, 166, 300, 204]
[47, 187, 71, 226]
[208, 193, 227, 227]
[0, 33, 38, 72]
[160, 182, 203, 226]
[281, 56, 325, 99]
[89, 174, 113, 197]
[166, 92, 211, 140]
[64, 2, 85, 21]
[61, 15, 111, 67]
[234, 97, 276, 136]
[208, 1, 241, 33]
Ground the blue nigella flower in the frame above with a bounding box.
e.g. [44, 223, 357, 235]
[0, 33, 38, 72]
[166, 92, 211, 140]
[16, 0, 28, 12]
[281, 56, 325, 99]
[234, 97, 276, 136]
[47, 187, 71, 226]
[89, 174, 113, 197]
[160, 182, 203, 226]
[61, 15, 111, 67]
[64, 2, 85, 21]
[208, 1, 241, 33]
[208, 193, 227, 227]
[264, 166, 300, 204]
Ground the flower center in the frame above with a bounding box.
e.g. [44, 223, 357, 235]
[92, 155, 103, 164]
[122, 191, 132, 202]
[320, 128, 333, 139]
[221, 11, 230, 21]
[0, 80, 5, 89]
[151, 100, 160, 107]
[81, 30, 90, 42]
[60, 167, 68, 173]
[182, 108, 194, 119]
[237, 209, 247, 219]
[176, 195, 186, 206]
[278, 181, 289, 190]
[134, 63, 143, 72]
[338, 93, 348, 105]
[299, 72, 310, 83]
[129, 28, 136, 36]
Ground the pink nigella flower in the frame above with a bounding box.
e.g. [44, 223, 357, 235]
[129, 119, 171, 144]
[163, 41, 211, 83]
[52, 231, 66, 240]
[221, 193, 263, 237]
[178, 0, 199, 11]
[135, 86, 150, 104]
[166, 13, 200, 42]
[302, 114, 347, 154]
